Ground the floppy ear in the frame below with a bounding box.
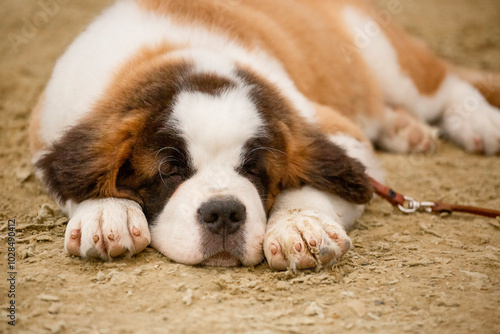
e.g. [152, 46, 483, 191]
[35, 112, 147, 205]
[282, 126, 373, 205]
[235, 66, 372, 207]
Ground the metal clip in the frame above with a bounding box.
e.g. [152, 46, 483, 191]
[397, 196, 435, 213]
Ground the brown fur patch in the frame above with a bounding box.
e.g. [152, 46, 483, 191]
[35, 45, 190, 205]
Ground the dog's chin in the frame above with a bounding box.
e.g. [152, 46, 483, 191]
[201, 252, 241, 267]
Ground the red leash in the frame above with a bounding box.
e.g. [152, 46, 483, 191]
[370, 177, 500, 219]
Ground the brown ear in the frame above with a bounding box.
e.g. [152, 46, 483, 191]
[282, 127, 373, 205]
[35, 113, 147, 205]
[236, 67, 371, 209]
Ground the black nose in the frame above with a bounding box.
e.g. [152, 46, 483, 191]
[198, 197, 246, 236]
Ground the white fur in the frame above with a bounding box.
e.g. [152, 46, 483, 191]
[170, 87, 264, 170]
[40, 0, 315, 146]
[438, 77, 500, 154]
[270, 187, 363, 231]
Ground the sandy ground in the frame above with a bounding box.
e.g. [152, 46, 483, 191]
[1, 0, 500, 333]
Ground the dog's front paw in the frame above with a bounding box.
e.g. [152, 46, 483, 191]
[64, 198, 150, 260]
[263, 210, 351, 272]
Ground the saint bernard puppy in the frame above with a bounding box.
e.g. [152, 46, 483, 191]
[30, 0, 500, 271]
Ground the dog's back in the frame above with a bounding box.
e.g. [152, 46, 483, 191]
[138, 0, 388, 119]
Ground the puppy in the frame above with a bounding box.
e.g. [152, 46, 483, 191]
[30, 0, 500, 271]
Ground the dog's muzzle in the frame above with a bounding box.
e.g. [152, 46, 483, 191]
[197, 196, 247, 266]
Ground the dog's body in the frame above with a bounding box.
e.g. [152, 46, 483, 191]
[30, 0, 500, 270]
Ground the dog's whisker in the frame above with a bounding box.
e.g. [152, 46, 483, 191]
[154, 146, 182, 161]
[247, 146, 287, 159]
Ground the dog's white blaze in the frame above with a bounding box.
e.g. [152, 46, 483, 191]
[40, 0, 315, 146]
[170, 88, 264, 170]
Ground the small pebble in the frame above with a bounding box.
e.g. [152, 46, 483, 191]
[39, 294, 60, 302]
[183, 289, 193, 306]
[304, 302, 324, 318]
[276, 281, 289, 290]
[48, 303, 61, 315]
[95, 271, 106, 282]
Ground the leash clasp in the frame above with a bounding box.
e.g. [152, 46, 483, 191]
[397, 196, 435, 213]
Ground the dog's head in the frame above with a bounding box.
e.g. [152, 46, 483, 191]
[37, 53, 372, 266]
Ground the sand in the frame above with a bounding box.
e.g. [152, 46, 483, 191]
[1, 0, 499, 333]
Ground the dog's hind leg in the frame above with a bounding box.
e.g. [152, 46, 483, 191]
[342, 6, 500, 155]
[314, 99, 437, 154]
